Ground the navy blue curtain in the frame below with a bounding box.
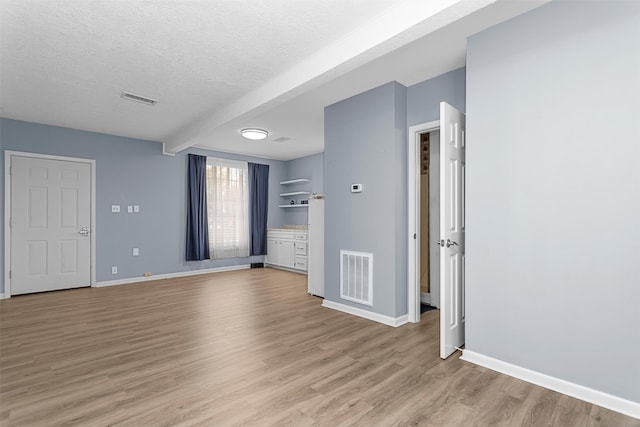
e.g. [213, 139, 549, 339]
[186, 154, 210, 261]
[248, 163, 269, 256]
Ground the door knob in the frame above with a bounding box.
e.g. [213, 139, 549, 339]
[78, 227, 89, 237]
[446, 239, 458, 247]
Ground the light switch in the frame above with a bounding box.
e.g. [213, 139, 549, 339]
[133, 248, 139, 256]
[127, 205, 133, 213]
[134, 205, 140, 213]
[111, 205, 120, 213]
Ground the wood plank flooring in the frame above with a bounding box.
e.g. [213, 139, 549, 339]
[1, 268, 638, 426]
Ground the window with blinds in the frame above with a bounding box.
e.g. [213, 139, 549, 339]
[206, 157, 249, 259]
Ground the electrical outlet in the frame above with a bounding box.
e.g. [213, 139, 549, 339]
[134, 205, 140, 213]
[111, 266, 117, 274]
[144, 272, 152, 277]
[133, 248, 139, 256]
[127, 205, 133, 213]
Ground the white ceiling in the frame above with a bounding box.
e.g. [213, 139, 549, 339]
[0, 0, 547, 160]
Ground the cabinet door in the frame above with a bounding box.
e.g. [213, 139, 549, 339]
[279, 240, 295, 268]
[266, 239, 279, 265]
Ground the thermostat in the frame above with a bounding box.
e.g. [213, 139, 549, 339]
[351, 183, 363, 193]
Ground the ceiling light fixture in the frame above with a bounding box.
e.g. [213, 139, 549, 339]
[240, 128, 269, 140]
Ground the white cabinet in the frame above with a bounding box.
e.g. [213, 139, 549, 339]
[307, 198, 324, 297]
[266, 230, 307, 272]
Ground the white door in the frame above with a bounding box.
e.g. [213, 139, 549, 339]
[439, 101, 465, 359]
[11, 156, 92, 295]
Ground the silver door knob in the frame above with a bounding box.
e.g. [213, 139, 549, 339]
[446, 239, 458, 247]
[78, 227, 89, 237]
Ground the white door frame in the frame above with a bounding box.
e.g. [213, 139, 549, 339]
[407, 120, 440, 323]
[4, 151, 96, 298]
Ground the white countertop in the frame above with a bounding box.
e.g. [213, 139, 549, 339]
[268, 225, 308, 232]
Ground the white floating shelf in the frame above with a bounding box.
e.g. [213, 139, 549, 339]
[280, 191, 311, 197]
[279, 204, 309, 208]
[280, 178, 310, 185]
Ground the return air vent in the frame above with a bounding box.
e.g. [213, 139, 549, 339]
[340, 250, 373, 306]
[121, 91, 158, 106]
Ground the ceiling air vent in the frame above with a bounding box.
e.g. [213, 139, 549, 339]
[121, 91, 158, 106]
[273, 136, 291, 143]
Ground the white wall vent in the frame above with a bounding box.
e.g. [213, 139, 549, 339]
[340, 250, 373, 306]
[120, 91, 158, 106]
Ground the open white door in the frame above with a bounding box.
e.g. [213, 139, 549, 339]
[439, 101, 465, 359]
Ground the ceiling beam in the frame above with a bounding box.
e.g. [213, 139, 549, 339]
[163, 0, 496, 154]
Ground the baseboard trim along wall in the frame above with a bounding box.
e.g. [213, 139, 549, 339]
[420, 292, 430, 304]
[0, 293, 5, 300]
[461, 350, 640, 420]
[322, 300, 408, 327]
[95, 265, 251, 287]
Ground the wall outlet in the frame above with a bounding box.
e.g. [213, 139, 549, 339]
[111, 205, 120, 213]
[144, 272, 152, 277]
[111, 266, 117, 274]
[134, 205, 140, 213]
[127, 205, 133, 213]
[133, 248, 139, 256]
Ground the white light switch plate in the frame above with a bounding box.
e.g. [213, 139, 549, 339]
[133, 248, 139, 256]
[111, 205, 120, 213]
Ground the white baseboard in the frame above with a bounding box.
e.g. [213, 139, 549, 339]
[0, 293, 5, 300]
[265, 264, 307, 275]
[95, 264, 250, 287]
[461, 350, 640, 420]
[322, 300, 408, 327]
[420, 292, 430, 304]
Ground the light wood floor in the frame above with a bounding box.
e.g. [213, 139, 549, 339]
[1, 268, 638, 427]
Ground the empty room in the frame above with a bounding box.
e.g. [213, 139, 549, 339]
[1, 0, 639, 425]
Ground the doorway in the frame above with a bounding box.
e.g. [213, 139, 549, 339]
[407, 120, 440, 323]
[4, 151, 96, 297]
[419, 129, 441, 312]
[408, 102, 466, 359]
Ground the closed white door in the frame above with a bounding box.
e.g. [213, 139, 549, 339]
[439, 101, 466, 359]
[11, 156, 92, 295]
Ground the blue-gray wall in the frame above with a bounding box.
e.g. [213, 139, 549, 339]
[0, 118, 288, 290]
[324, 82, 407, 318]
[283, 152, 324, 226]
[466, 1, 640, 403]
[408, 67, 465, 126]
[323, 68, 466, 320]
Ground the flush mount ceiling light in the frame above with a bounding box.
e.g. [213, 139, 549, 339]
[240, 128, 269, 140]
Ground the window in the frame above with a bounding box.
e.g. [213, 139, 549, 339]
[206, 157, 249, 259]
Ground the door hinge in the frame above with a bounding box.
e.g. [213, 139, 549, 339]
[9, 270, 11, 279]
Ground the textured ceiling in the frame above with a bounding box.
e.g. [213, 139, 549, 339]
[0, 0, 548, 160]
